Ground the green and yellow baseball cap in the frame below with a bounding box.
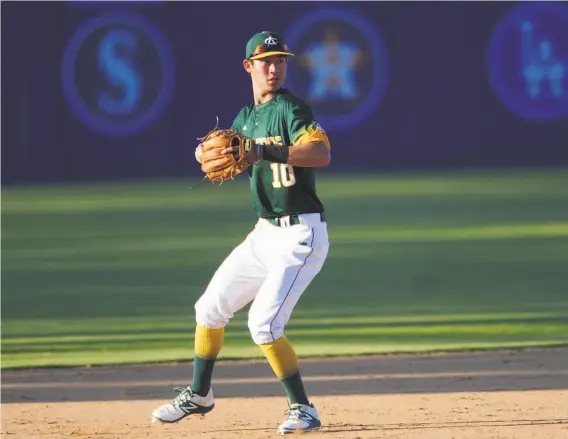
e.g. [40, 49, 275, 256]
[245, 31, 295, 60]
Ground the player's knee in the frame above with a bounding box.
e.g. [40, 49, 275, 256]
[194, 296, 229, 329]
[248, 319, 284, 345]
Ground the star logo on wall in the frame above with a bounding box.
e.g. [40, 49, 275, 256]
[285, 7, 390, 131]
[299, 28, 367, 102]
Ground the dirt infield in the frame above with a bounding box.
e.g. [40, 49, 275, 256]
[2, 348, 568, 439]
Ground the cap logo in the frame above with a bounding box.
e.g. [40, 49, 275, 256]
[264, 36, 279, 47]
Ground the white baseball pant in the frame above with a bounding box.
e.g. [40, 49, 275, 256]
[194, 213, 329, 344]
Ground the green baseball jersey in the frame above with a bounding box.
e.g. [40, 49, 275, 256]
[231, 88, 331, 219]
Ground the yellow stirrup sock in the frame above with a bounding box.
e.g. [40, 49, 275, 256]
[194, 324, 224, 359]
[260, 336, 309, 405]
[191, 325, 224, 396]
[259, 336, 299, 379]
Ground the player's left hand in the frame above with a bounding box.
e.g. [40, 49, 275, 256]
[221, 136, 261, 164]
[198, 129, 261, 183]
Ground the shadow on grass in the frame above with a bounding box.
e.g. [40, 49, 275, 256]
[4, 315, 566, 340]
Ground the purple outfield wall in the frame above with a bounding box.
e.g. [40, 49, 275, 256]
[2, 1, 567, 185]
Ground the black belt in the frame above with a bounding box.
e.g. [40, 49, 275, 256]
[265, 212, 326, 227]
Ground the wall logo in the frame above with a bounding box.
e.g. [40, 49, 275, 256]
[285, 8, 389, 132]
[61, 12, 175, 136]
[487, 2, 568, 122]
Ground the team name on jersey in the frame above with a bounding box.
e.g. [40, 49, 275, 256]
[255, 136, 283, 146]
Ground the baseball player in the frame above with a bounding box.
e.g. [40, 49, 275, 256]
[152, 30, 331, 435]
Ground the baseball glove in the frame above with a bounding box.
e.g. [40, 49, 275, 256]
[199, 126, 260, 184]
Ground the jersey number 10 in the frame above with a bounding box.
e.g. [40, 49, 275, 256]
[270, 163, 297, 188]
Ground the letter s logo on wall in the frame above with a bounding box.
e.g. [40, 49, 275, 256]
[97, 29, 142, 115]
[61, 12, 175, 136]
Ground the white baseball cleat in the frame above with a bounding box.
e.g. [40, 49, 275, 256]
[151, 386, 214, 423]
[278, 403, 321, 434]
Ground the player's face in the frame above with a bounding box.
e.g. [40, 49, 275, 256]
[246, 55, 287, 92]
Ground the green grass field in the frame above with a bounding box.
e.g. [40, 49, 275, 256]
[2, 168, 568, 369]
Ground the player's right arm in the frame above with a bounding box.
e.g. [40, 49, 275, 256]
[259, 99, 331, 167]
